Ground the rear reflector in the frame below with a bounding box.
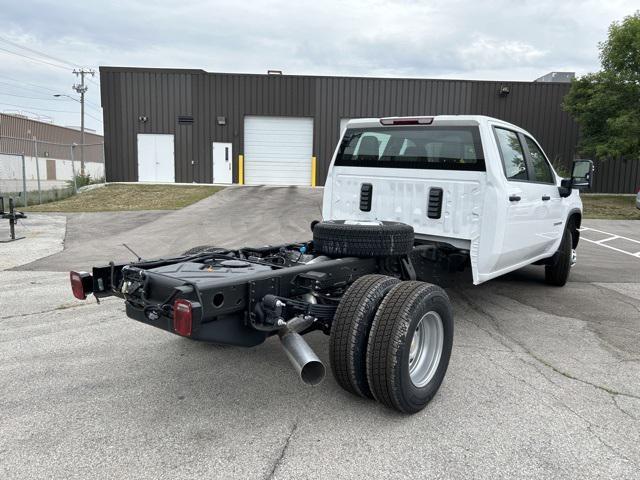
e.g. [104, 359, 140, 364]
[173, 299, 193, 336]
[70, 271, 92, 300]
[380, 117, 434, 126]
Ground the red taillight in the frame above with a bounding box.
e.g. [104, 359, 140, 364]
[173, 299, 193, 336]
[380, 117, 434, 126]
[70, 271, 92, 300]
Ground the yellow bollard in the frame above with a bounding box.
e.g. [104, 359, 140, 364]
[311, 156, 317, 187]
[238, 154, 244, 185]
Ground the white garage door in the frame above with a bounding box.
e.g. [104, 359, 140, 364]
[137, 134, 175, 182]
[244, 116, 313, 185]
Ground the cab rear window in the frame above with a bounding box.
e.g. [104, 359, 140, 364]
[334, 126, 485, 171]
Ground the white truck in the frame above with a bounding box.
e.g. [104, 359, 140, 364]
[323, 115, 590, 286]
[71, 115, 593, 414]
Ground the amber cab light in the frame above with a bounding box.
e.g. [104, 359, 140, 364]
[70, 271, 92, 300]
[173, 299, 193, 336]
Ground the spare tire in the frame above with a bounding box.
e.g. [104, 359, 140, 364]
[313, 220, 414, 257]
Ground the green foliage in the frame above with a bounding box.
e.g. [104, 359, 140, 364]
[551, 158, 570, 178]
[71, 173, 91, 188]
[600, 13, 640, 81]
[65, 173, 104, 190]
[564, 12, 640, 160]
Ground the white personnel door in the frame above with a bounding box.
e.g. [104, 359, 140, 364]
[212, 142, 233, 184]
[244, 116, 313, 185]
[137, 134, 175, 182]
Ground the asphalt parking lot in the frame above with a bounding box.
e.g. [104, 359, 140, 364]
[2, 186, 639, 480]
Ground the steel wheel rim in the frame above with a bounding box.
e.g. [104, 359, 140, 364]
[408, 311, 444, 388]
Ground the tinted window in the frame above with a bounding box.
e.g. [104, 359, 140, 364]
[334, 126, 485, 171]
[524, 136, 554, 183]
[495, 128, 527, 180]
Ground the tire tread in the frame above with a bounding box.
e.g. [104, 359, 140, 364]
[313, 221, 414, 257]
[330, 274, 400, 398]
[367, 281, 453, 413]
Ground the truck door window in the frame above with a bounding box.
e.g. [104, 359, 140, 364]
[335, 126, 485, 171]
[494, 128, 528, 181]
[524, 136, 554, 183]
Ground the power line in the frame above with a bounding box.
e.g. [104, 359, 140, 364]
[0, 101, 77, 113]
[0, 91, 73, 101]
[0, 79, 59, 95]
[0, 74, 61, 94]
[84, 98, 101, 109]
[0, 77, 102, 110]
[84, 112, 103, 123]
[0, 35, 79, 68]
[0, 102, 103, 124]
[0, 90, 102, 114]
[0, 39, 103, 136]
[0, 46, 70, 71]
[0, 59, 101, 108]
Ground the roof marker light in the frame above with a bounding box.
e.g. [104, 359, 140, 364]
[380, 117, 434, 126]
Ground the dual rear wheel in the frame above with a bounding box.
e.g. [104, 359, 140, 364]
[329, 274, 454, 414]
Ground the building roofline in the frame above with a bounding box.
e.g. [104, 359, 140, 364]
[0, 112, 103, 140]
[98, 66, 574, 85]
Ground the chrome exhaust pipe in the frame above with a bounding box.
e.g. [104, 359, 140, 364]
[278, 317, 326, 386]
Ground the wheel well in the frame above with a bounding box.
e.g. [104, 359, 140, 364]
[567, 211, 581, 249]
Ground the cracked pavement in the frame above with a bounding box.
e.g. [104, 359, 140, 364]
[1, 187, 639, 479]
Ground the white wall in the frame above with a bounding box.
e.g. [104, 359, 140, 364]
[0, 153, 104, 192]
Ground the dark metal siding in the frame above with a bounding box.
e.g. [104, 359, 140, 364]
[100, 67, 581, 187]
[591, 158, 640, 194]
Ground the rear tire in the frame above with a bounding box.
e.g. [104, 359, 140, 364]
[329, 275, 400, 398]
[366, 281, 454, 414]
[545, 228, 572, 286]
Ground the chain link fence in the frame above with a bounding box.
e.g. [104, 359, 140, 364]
[0, 135, 105, 206]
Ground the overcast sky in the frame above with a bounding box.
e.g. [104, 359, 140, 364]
[0, 0, 636, 134]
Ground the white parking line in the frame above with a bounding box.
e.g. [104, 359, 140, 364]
[579, 227, 640, 259]
[594, 235, 619, 244]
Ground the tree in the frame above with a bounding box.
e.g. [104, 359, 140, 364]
[564, 12, 640, 160]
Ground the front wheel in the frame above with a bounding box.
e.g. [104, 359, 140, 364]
[366, 281, 454, 414]
[545, 228, 573, 286]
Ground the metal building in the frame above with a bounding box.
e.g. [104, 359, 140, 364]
[100, 67, 579, 186]
[0, 113, 105, 196]
[0, 113, 104, 162]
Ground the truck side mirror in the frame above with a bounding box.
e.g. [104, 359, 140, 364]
[571, 159, 593, 190]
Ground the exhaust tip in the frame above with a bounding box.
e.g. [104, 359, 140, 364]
[300, 360, 326, 386]
[279, 329, 327, 386]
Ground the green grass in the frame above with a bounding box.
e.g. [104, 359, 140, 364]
[20, 184, 638, 219]
[23, 184, 224, 212]
[582, 194, 640, 220]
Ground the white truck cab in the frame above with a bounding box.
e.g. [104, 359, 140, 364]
[322, 115, 591, 285]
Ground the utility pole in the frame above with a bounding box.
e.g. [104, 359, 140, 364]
[72, 68, 95, 176]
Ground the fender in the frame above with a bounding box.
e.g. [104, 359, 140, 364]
[566, 207, 582, 249]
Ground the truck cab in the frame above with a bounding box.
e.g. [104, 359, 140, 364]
[322, 115, 586, 284]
